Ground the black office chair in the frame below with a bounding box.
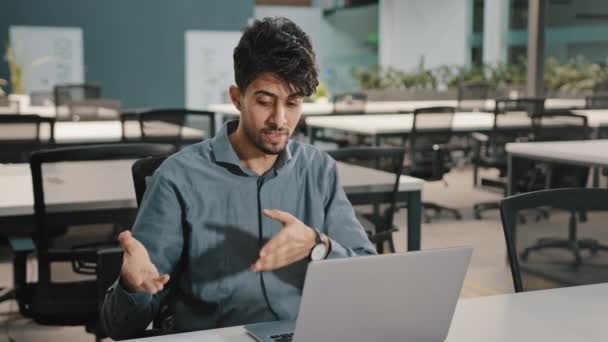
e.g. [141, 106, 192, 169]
[64, 98, 122, 122]
[457, 81, 491, 111]
[593, 80, 608, 95]
[333, 92, 367, 115]
[132, 156, 168, 205]
[137, 109, 215, 149]
[53, 83, 102, 106]
[29, 91, 54, 106]
[500, 188, 608, 292]
[404, 107, 462, 222]
[326, 147, 405, 253]
[9, 143, 173, 340]
[472, 98, 545, 219]
[0, 95, 20, 113]
[585, 95, 608, 110]
[0, 114, 55, 163]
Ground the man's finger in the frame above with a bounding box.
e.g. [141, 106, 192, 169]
[259, 232, 288, 257]
[156, 274, 170, 285]
[263, 209, 296, 225]
[118, 231, 137, 255]
[141, 280, 158, 294]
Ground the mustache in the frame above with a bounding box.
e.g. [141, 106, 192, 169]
[260, 126, 289, 134]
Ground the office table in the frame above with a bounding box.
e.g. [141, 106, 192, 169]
[43, 121, 204, 145]
[0, 161, 424, 250]
[572, 109, 608, 137]
[506, 139, 608, 195]
[124, 283, 608, 342]
[305, 111, 599, 146]
[208, 98, 586, 117]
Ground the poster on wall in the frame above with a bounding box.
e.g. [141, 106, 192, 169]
[185, 30, 241, 110]
[9, 25, 84, 93]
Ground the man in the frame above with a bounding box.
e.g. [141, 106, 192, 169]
[101, 17, 376, 340]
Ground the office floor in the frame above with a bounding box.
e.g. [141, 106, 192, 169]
[0, 165, 511, 342]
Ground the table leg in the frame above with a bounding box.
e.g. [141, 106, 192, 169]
[507, 154, 516, 196]
[407, 191, 421, 251]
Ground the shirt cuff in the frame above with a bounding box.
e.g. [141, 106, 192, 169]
[326, 237, 348, 259]
[108, 276, 154, 306]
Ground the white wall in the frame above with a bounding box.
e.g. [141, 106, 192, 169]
[379, 0, 471, 71]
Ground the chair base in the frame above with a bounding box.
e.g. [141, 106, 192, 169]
[473, 201, 500, 220]
[0, 287, 15, 303]
[521, 237, 608, 267]
[424, 202, 462, 223]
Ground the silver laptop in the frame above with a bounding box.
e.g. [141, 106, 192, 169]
[246, 247, 472, 342]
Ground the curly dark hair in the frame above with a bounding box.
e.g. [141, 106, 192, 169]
[233, 17, 318, 97]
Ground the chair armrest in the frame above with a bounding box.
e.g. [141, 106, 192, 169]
[96, 247, 123, 300]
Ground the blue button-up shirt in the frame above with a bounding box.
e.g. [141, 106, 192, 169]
[101, 120, 376, 339]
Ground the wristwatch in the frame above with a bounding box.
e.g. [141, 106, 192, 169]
[309, 228, 328, 261]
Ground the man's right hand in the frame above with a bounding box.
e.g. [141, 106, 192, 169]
[118, 230, 170, 294]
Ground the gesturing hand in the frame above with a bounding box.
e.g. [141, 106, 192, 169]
[118, 231, 170, 294]
[251, 209, 327, 272]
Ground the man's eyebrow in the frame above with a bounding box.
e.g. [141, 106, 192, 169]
[253, 90, 277, 98]
[254, 89, 302, 100]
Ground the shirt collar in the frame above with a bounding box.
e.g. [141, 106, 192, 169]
[211, 120, 293, 175]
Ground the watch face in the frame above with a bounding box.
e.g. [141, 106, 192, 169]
[311, 243, 327, 261]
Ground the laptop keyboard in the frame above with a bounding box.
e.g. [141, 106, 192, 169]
[269, 333, 293, 342]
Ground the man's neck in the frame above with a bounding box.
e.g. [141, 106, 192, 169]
[228, 126, 279, 176]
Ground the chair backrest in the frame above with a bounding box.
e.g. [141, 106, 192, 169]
[326, 147, 405, 243]
[0, 96, 21, 113]
[487, 98, 546, 159]
[593, 80, 608, 95]
[500, 188, 608, 293]
[29, 143, 174, 286]
[0, 114, 55, 163]
[532, 109, 590, 142]
[333, 92, 367, 115]
[29, 91, 55, 106]
[131, 156, 168, 206]
[457, 81, 491, 111]
[585, 95, 608, 109]
[53, 83, 102, 106]
[65, 99, 122, 121]
[138, 109, 215, 148]
[408, 106, 455, 177]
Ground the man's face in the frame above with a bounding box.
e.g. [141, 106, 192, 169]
[231, 73, 303, 155]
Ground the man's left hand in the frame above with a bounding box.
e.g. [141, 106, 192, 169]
[251, 209, 328, 272]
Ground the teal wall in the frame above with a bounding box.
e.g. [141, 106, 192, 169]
[0, 1, 253, 107]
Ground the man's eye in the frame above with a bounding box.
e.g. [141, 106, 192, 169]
[287, 102, 298, 107]
[258, 101, 272, 106]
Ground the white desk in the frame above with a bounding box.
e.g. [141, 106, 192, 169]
[306, 111, 608, 146]
[506, 139, 608, 194]
[125, 283, 608, 342]
[572, 109, 608, 136]
[0, 160, 424, 250]
[42, 121, 204, 144]
[208, 98, 586, 117]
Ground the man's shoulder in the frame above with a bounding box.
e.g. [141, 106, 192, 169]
[155, 140, 213, 179]
[289, 140, 335, 170]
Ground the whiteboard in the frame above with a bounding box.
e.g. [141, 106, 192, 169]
[185, 30, 241, 110]
[9, 25, 84, 93]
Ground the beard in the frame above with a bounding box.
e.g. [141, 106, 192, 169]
[244, 123, 290, 155]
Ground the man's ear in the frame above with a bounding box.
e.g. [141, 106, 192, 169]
[229, 85, 242, 111]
